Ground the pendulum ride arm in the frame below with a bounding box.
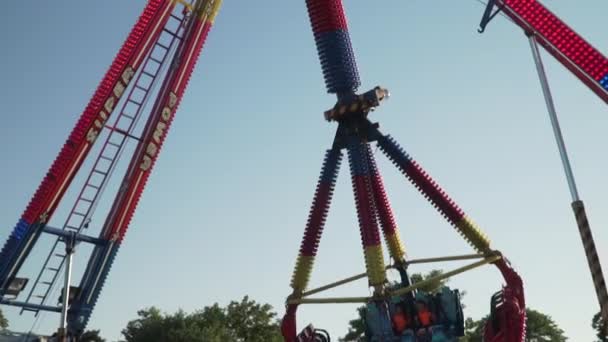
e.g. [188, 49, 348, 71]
[377, 136, 492, 255]
[66, 0, 222, 334]
[288, 0, 363, 294]
[479, 0, 608, 104]
[283, 148, 342, 340]
[283, 1, 380, 340]
[346, 139, 387, 290]
[305, 0, 360, 97]
[290, 149, 343, 295]
[0, 0, 178, 296]
[363, 145, 409, 278]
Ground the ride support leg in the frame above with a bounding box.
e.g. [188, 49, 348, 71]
[347, 139, 386, 291]
[376, 134, 491, 254]
[364, 144, 406, 263]
[283, 148, 342, 341]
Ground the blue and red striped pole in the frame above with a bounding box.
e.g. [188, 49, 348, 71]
[282, 2, 374, 341]
[364, 144, 406, 264]
[283, 149, 341, 341]
[377, 135, 492, 254]
[347, 139, 386, 288]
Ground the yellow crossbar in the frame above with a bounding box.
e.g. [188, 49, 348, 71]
[390, 255, 501, 297]
[405, 253, 486, 265]
[288, 255, 501, 305]
[302, 265, 394, 297]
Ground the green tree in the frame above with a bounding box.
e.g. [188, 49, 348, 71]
[122, 296, 282, 342]
[523, 309, 567, 341]
[225, 296, 282, 341]
[463, 309, 567, 342]
[80, 329, 106, 342]
[340, 270, 448, 342]
[0, 308, 7, 330]
[409, 270, 449, 294]
[459, 317, 484, 341]
[341, 307, 367, 342]
[593, 311, 607, 342]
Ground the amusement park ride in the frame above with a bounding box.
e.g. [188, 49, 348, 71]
[280, 1, 608, 341]
[0, 0, 606, 341]
[0, 0, 222, 339]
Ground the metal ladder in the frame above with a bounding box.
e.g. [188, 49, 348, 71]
[19, 11, 188, 315]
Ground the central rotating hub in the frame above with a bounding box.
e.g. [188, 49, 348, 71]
[324, 86, 390, 122]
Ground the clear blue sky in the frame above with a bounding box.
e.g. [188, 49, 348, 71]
[1, 0, 607, 341]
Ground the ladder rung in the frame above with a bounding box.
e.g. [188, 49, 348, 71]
[170, 14, 182, 21]
[129, 98, 143, 106]
[71, 211, 87, 217]
[42, 281, 53, 286]
[80, 198, 93, 204]
[162, 28, 179, 38]
[92, 169, 108, 176]
[135, 84, 149, 92]
[129, 98, 144, 106]
[108, 141, 121, 148]
[54, 253, 65, 258]
[149, 56, 163, 65]
[102, 147, 118, 158]
[100, 155, 113, 162]
[139, 71, 155, 82]
[65, 225, 79, 230]
[111, 128, 141, 142]
[109, 129, 125, 138]
[146, 58, 161, 69]
[121, 113, 135, 120]
[22, 307, 39, 313]
[113, 128, 129, 136]
[141, 70, 156, 78]
[156, 42, 170, 51]
[46, 267, 59, 272]
[34, 295, 45, 299]
[87, 184, 100, 190]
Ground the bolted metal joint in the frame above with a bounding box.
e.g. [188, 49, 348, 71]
[324, 86, 389, 122]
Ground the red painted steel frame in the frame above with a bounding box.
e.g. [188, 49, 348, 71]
[21, 0, 176, 226]
[498, 0, 608, 104]
[484, 259, 526, 342]
[102, 17, 213, 242]
[0, 0, 177, 294]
